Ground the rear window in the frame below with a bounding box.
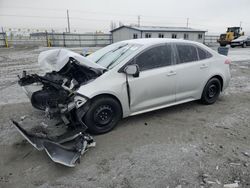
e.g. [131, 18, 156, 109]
[197, 46, 212, 60]
[176, 44, 198, 63]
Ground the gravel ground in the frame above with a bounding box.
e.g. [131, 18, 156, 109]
[0, 46, 250, 188]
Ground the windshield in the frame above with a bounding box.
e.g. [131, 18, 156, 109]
[87, 42, 142, 69]
[227, 27, 240, 33]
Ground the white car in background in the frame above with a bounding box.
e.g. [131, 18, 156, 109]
[19, 39, 231, 134]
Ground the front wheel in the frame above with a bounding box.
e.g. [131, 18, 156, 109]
[242, 43, 247, 48]
[201, 78, 221, 105]
[83, 96, 122, 134]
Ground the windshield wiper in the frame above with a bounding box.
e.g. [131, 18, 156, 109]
[106, 47, 130, 69]
[95, 44, 128, 64]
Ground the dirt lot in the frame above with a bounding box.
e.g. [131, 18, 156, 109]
[0, 46, 250, 188]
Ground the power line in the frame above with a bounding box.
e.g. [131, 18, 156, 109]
[0, 14, 187, 27]
[0, 14, 66, 19]
[2, 6, 250, 27]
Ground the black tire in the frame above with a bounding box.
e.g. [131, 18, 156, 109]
[230, 45, 235, 48]
[201, 78, 221, 105]
[83, 96, 122, 134]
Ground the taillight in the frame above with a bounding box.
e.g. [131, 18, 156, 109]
[225, 59, 231, 64]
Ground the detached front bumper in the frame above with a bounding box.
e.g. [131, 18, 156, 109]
[12, 120, 95, 167]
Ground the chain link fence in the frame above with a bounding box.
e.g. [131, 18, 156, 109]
[30, 32, 112, 47]
[204, 35, 220, 46]
[0, 32, 7, 47]
[0, 32, 112, 47]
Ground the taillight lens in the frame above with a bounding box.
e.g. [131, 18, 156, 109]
[225, 59, 231, 64]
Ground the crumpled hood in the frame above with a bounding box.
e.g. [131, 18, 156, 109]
[38, 48, 105, 72]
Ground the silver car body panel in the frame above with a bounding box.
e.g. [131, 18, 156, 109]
[76, 39, 231, 118]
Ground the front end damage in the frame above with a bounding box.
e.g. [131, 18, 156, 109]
[13, 49, 105, 167]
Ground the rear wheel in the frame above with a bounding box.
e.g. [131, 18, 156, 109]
[83, 96, 122, 134]
[201, 78, 221, 105]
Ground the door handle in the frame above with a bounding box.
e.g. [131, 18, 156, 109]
[200, 64, 208, 69]
[167, 70, 177, 76]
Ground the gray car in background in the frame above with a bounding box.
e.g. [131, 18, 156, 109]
[231, 35, 250, 48]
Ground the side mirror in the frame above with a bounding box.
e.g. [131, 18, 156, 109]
[124, 64, 140, 77]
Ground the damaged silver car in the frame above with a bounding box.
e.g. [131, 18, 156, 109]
[14, 39, 230, 166]
[18, 39, 231, 135]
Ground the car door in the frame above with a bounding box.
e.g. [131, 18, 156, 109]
[127, 44, 176, 113]
[174, 43, 211, 101]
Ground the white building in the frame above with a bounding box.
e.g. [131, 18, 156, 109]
[111, 26, 206, 43]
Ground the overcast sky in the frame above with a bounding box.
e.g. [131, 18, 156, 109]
[0, 0, 249, 34]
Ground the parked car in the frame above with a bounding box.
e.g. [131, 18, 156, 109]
[230, 35, 250, 48]
[19, 39, 231, 134]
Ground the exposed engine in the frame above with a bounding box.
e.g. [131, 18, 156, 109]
[19, 57, 103, 118]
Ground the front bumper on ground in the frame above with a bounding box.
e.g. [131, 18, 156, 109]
[12, 120, 95, 167]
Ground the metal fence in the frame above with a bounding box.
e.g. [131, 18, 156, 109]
[0, 32, 7, 47]
[205, 35, 220, 46]
[1, 32, 219, 48]
[30, 32, 112, 47]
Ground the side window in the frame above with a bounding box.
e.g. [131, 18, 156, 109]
[145, 33, 151, 38]
[172, 34, 177, 38]
[158, 33, 164, 38]
[135, 45, 173, 71]
[176, 44, 198, 63]
[197, 46, 212, 60]
[184, 33, 189, 39]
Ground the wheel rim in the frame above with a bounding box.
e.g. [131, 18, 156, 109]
[207, 84, 218, 99]
[93, 105, 114, 127]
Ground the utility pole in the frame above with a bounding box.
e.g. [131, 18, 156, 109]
[138, 15, 141, 27]
[67, 9, 71, 33]
[186, 18, 189, 28]
[240, 21, 242, 28]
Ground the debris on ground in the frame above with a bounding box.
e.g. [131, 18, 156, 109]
[11, 120, 95, 167]
[20, 115, 27, 121]
[242, 151, 250, 157]
[223, 182, 239, 188]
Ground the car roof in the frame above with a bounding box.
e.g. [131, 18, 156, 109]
[121, 38, 201, 46]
